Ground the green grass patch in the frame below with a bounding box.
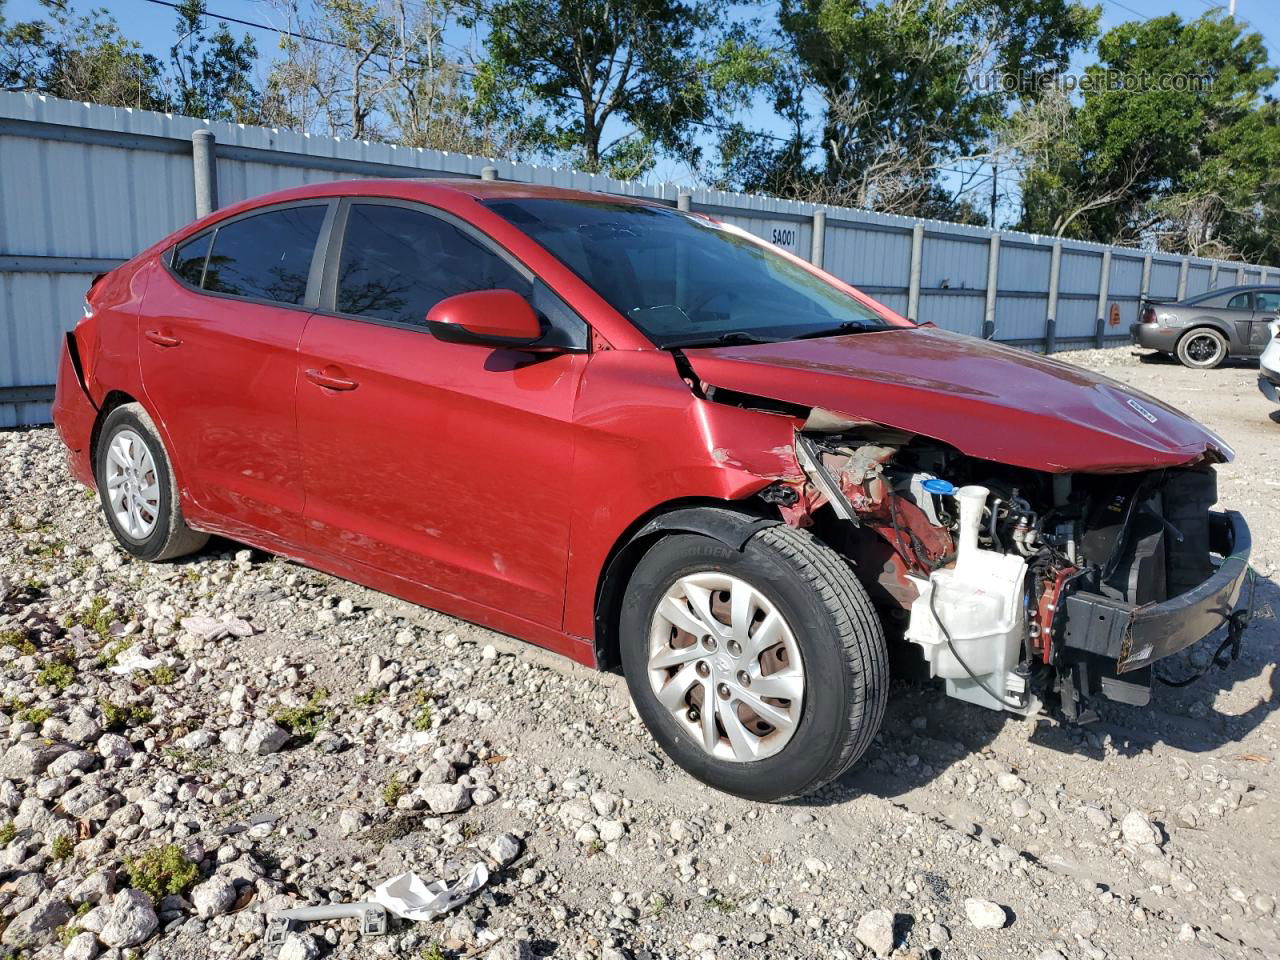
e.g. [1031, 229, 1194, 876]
[272, 689, 329, 741]
[98, 699, 152, 732]
[123, 844, 199, 900]
[36, 660, 75, 691]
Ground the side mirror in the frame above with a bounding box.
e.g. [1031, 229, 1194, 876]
[426, 289, 545, 348]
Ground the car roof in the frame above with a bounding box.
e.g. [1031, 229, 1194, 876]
[240, 177, 665, 209]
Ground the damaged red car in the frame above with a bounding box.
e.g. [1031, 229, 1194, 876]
[53, 180, 1255, 801]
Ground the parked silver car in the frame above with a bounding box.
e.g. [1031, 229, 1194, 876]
[1131, 284, 1278, 368]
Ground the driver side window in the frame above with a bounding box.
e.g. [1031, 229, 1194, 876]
[336, 203, 530, 326]
[1227, 292, 1253, 310]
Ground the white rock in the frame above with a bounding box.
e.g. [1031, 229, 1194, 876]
[100, 888, 158, 948]
[489, 833, 522, 866]
[63, 930, 99, 960]
[191, 875, 237, 919]
[1, 897, 72, 947]
[1121, 809, 1159, 846]
[421, 782, 471, 814]
[855, 908, 895, 957]
[277, 932, 322, 960]
[964, 898, 1007, 930]
[997, 773, 1023, 792]
[244, 720, 290, 755]
[96, 733, 133, 762]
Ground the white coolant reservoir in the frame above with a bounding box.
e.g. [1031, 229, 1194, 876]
[906, 485, 1032, 713]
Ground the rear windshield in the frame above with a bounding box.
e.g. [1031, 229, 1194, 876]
[484, 197, 897, 348]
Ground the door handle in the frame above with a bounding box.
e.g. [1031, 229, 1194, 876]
[144, 329, 182, 347]
[304, 368, 359, 391]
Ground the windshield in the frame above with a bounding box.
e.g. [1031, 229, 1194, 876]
[485, 198, 899, 348]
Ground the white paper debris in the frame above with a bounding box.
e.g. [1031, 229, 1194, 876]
[371, 864, 489, 922]
[180, 616, 256, 641]
[108, 647, 166, 675]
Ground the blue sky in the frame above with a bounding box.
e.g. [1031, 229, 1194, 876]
[6, 0, 1279, 216]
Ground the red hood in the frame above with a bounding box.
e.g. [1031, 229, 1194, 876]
[683, 327, 1231, 473]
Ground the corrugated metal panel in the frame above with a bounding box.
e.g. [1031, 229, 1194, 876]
[3, 90, 1279, 426]
[1058, 248, 1102, 294]
[1186, 264, 1212, 295]
[1149, 260, 1181, 297]
[921, 234, 987, 292]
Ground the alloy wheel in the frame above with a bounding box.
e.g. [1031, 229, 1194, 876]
[1184, 332, 1225, 366]
[647, 572, 805, 763]
[105, 428, 160, 540]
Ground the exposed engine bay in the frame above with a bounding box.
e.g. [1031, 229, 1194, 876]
[770, 421, 1254, 721]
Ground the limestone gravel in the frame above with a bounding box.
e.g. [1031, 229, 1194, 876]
[0, 348, 1277, 959]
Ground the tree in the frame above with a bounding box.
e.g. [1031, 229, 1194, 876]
[1013, 11, 1280, 261]
[2, 0, 165, 108]
[471, 0, 771, 178]
[721, 0, 1097, 219]
[168, 0, 260, 123]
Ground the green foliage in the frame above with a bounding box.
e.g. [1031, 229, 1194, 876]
[51, 833, 74, 860]
[272, 689, 329, 740]
[472, 0, 768, 175]
[68, 596, 116, 641]
[420, 946, 446, 960]
[17, 706, 52, 725]
[0, 821, 16, 845]
[36, 659, 75, 691]
[0, 629, 36, 655]
[726, 0, 1097, 217]
[143, 665, 178, 687]
[123, 844, 199, 900]
[382, 775, 406, 807]
[353, 688, 385, 707]
[1014, 10, 1280, 260]
[411, 688, 433, 731]
[99, 699, 152, 732]
[168, 0, 259, 122]
[95, 639, 129, 668]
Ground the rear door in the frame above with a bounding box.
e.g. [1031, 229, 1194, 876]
[295, 198, 588, 628]
[139, 200, 334, 544]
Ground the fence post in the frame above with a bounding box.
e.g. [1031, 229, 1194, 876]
[191, 130, 218, 218]
[1140, 253, 1152, 301]
[677, 190, 692, 213]
[907, 222, 925, 322]
[1095, 249, 1112, 348]
[1209, 262, 1219, 288]
[982, 234, 1000, 340]
[1044, 240, 1062, 353]
[810, 209, 826, 268]
[480, 165, 498, 181]
[1237, 264, 1246, 284]
[1177, 257, 1189, 299]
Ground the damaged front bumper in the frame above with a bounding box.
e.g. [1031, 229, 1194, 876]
[1058, 510, 1254, 674]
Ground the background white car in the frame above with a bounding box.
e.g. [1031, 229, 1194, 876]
[1260, 319, 1280, 404]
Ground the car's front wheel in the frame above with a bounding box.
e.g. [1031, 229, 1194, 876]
[95, 403, 208, 562]
[1176, 328, 1229, 368]
[619, 525, 887, 801]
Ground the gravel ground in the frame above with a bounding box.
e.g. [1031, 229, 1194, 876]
[0, 346, 1277, 960]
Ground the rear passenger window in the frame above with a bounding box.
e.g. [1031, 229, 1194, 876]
[202, 205, 327, 305]
[1227, 293, 1252, 310]
[172, 233, 211, 287]
[336, 203, 530, 326]
[1256, 292, 1280, 312]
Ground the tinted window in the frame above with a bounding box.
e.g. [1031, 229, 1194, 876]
[486, 198, 892, 347]
[1256, 291, 1280, 312]
[172, 232, 211, 286]
[1227, 292, 1252, 310]
[336, 204, 531, 326]
[203, 205, 326, 305]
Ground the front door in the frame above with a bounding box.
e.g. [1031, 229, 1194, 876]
[295, 200, 587, 628]
[1251, 290, 1280, 355]
[138, 201, 333, 543]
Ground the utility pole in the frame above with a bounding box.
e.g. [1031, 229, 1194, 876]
[989, 161, 998, 228]
[1229, 0, 1236, 17]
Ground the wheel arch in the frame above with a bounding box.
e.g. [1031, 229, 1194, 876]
[592, 498, 782, 670]
[88, 390, 141, 480]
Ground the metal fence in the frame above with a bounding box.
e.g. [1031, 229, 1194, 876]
[2, 91, 1276, 426]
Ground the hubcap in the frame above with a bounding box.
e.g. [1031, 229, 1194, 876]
[1186, 333, 1222, 364]
[105, 429, 160, 540]
[647, 572, 804, 763]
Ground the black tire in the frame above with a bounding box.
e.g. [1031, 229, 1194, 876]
[619, 525, 888, 801]
[94, 403, 208, 562]
[1176, 328, 1229, 369]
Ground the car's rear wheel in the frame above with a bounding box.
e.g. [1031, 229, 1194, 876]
[95, 404, 208, 561]
[1176, 328, 1228, 368]
[619, 525, 887, 801]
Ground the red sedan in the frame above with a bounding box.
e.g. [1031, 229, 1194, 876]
[53, 180, 1253, 800]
